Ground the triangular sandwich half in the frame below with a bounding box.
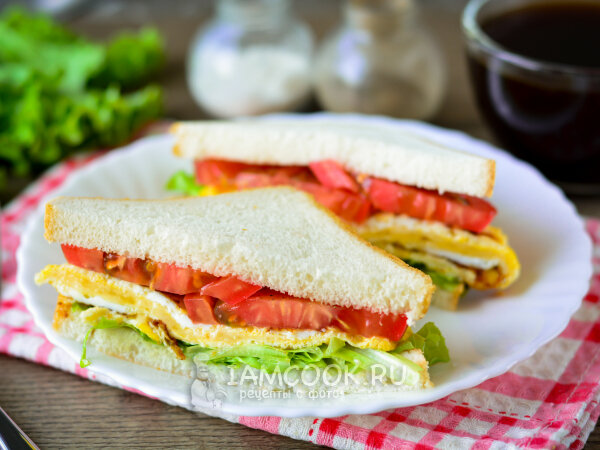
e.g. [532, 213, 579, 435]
[36, 187, 448, 394]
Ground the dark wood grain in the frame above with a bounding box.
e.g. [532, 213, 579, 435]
[0, 354, 321, 449]
[2, 0, 600, 448]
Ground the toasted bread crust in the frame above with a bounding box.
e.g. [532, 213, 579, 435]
[485, 159, 496, 197]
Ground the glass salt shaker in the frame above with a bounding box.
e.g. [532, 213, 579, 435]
[314, 0, 446, 120]
[187, 0, 314, 118]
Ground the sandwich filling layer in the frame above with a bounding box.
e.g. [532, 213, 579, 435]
[37, 264, 399, 350]
[53, 295, 440, 387]
[167, 159, 520, 308]
[48, 243, 416, 343]
[39, 269, 449, 381]
[359, 214, 521, 291]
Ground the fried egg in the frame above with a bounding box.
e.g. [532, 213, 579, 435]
[357, 213, 520, 290]
[36, 264, 396, 351]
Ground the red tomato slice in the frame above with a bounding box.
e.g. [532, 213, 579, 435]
[334, 308, 407, 341]
[436, 195, 497, 234]
[233, 167, 311, 189]
[105, 255, 150, 285]
[214, 291, 336, 330]
[184, 293, 218, 324]
[195, 159, 251, 186]
[201, 276, 262, 305]
[367, 178, 496, 232]
[234, 172, 284, 189]
[61, 244, 104, 273]
[309, 160, 359, 193]
[337, 192, 371, 223]
[151, 263, 216, 295]
[296, 181, 371, 223]
[205, 162, 370, 224]
[215, 289, 407, 340]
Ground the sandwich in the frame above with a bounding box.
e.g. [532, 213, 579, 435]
[169, 120, 520, 310]
[35, 187, 449, 394]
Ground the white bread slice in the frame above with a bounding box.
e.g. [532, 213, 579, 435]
[54, 296, 432, 391]
[172, 120, 495, 198]
[44, 187, 433, 322]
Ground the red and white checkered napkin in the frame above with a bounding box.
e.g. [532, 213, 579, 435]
[3, 147, 600, 450]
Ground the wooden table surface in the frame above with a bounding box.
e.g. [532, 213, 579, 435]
[2, 1, 600, 448]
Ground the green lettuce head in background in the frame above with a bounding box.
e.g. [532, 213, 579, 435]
[0, 7, 165, 197]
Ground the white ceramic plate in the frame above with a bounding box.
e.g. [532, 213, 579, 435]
[17, 114, 593, 417]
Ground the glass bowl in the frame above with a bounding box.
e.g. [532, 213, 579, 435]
[462, 0, 600, 194]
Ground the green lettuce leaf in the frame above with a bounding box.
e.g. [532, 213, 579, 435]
[165, 171, 206, 196]
[353, 347, 423, 385]
[402, 259, 462, 292]
[393, 322, 450, 366]
[80, 317, 156, 368]
[182, 339, 428, 385]
[0, 7, 164, 192]
[191, 344, 292, 373]
[89, 28, 164, 90]
[71, 301, 92, 313]
[79, 313, 449, 381]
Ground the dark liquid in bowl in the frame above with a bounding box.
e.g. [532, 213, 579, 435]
[468, 2, 600, 190]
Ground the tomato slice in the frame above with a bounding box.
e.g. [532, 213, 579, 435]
[214, 290, 336, 330]
[233, 165, 371, 223]
[367, 178, 496, 232]
[335, 308, 407, 341]
[197, 159, 372, 223]
[295, 181, 371, 223]
[184, 293, 218, 324]
[104, 255, 150, 285]
[61, 244, 104, 273]
[151, 262, 216, 295]
[194, 158, 497, 232]
[201, 275, 262, 305]
[338, 192, 371, 223]
[62, 246, 408, 341]
[234, 172, 285, 189]
[437, 195, 497, 234]
[214, 289, 407, 340]
[309, 160, 359, 193]
[195, 159, 251, 186]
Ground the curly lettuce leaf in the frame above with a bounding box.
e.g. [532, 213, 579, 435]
[79, 311, 448, 381]
[89, 28, 164, 90]
[1, 75, 162, 170]
[393, 322, 450, 366]
[183, 338, 425, 385]
[0, 9, 103, 92]
[0, 7, 164, 192]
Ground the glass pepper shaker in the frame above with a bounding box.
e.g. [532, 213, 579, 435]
[314, 0, 446, 120]
[187, 0, 314, 118]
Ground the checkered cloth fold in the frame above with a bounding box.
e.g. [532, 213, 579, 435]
[2, 140, 600, 449]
